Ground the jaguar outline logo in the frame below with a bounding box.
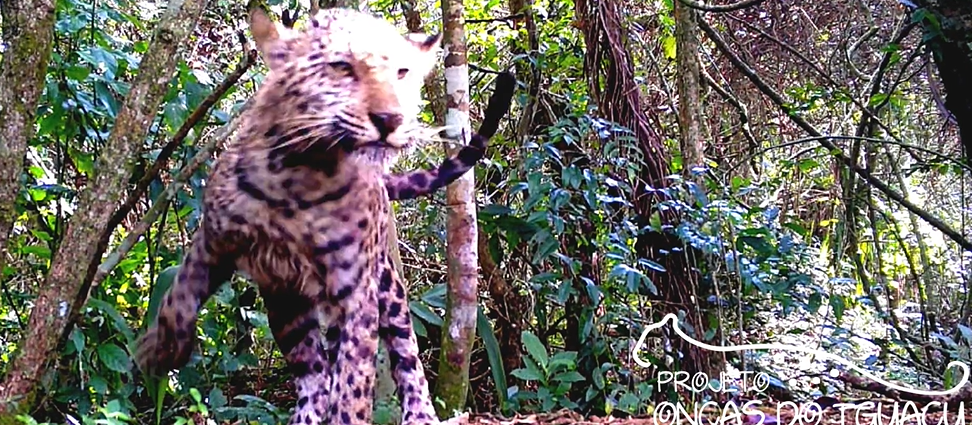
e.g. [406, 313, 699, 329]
[631, 313, 970, 397]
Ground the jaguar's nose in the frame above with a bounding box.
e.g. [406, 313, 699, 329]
[369, 112, 403, 139]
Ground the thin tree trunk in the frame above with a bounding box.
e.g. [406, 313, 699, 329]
[0, 0, 57, 299]
[0, 0, 208, 414]
[674, 0, 704, 171]
[434, 0, 476, 414]
[375, 214, 405, 422]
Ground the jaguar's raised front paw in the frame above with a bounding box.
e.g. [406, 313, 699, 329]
[135, 323, 195, 376]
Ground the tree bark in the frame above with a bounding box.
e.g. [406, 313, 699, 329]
[0, 0, 57, 300]
[674, 0, 705, 172]
[916, 0, 972, 164]
[577, 0, 715, 377]
[434, 0, 477, 415]
[0, 0, 208, 415]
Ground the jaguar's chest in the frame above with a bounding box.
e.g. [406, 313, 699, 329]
[212, 153, 390, 287]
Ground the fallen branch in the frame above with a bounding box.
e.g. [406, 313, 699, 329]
[698, 17, 972, 252]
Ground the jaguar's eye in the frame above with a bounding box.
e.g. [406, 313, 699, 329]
[397, 68, 409, 79]
[328, 61, 355, 76]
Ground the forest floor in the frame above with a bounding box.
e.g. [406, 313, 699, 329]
[461, 403, 972, 424]
[199, 400, 972, 425]
[221, 369, 970, 425]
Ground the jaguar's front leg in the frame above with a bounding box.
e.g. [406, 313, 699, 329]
[377, 258, 440, 425]
[317, 239, 381, 424]
[261, 279, 334, 425]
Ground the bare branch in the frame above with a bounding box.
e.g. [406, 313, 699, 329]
[678, 0, 765, 13]
[466, 14, 523, 24]
[0, 0, 210, 411]
[92, 98, 254, 291]
[699, 17, 972, 252]
[63, 47, 257, 338]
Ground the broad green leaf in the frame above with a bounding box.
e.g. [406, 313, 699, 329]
[477, 307, 508, 407]
[511, 367, 543, 382]
[521, 330, 548, 369]
[411, 313, 428, 338]
[88, 298, 135, 345]
[552, 371, 585, 383]
[661, 35, 676, 59]
[408, 301, 442, 327]
[531, 235, 559, 265]
[144, 265, 179, 329]
[97, 343, 132, 373]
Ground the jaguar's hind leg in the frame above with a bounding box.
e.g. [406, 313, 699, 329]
[262, 285, 334, 425]
[377, 260, 440, 425]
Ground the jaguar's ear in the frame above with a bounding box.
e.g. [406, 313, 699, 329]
[406, 33, 442, 76]
[249, 8, 294, 70]
[408, 33, 442, 53]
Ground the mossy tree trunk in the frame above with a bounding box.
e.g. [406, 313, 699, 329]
[0, 0, 209, 417]
[433, 0, 476, 416]
[0, 0, 57, 309]
[674, 0, 704, 172]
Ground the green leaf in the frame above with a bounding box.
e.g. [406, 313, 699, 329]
[144, 265, 179, 329]
[661, 35, 676, 59]
[531, 234, 559, 265]
[411, 313, 428, 338]
[521, 331, 548, 369]
[477, 307, 508, 407]
[89, 375, 109, 394]
[868, 93, 889, 107]
[420, 284, 447, 309]
[481, 204, 514, 216]
[592, 367, 605, 389]
[408, 301, 443, 327]
[64, 65, 91, 81]
[553, 371, 585, 383]
[209, 388, 227, 408]
[70, 328, 85, 355]
[548, 351, 577, 372]
[88, 298, 135, 345]
[511, 367, 543, 382]
[97, 343, 132, 373]
[21, 244, 51, 259]
[829, 295, 846, 320]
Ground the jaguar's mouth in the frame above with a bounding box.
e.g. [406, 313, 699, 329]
[357, 138, 405, 150]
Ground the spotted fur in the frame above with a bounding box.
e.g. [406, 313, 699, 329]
[134, 7, 514, 425]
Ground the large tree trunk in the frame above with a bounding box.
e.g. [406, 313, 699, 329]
[0, 0, 57, 302]
[577, 0, 716, 377]
[917, 0, 972, 164]
[434, 0, 477, 414]
[0, 0, 208, 415]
